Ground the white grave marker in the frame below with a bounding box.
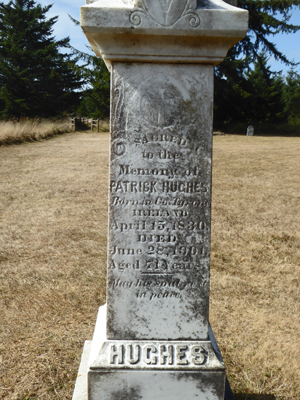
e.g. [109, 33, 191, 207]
[247, 125, 254, 136]
[73, 1, 248, 399]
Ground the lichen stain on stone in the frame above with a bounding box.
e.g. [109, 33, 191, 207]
[171, 371, 224, 397]
[110, 386, 143, 400]
[172, 372, 204, 384]
[195, 372, 225, 397]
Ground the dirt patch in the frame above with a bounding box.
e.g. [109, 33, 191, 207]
[0, 133, 299, 399]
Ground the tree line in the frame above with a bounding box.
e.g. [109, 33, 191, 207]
[0, 0, 300, 132]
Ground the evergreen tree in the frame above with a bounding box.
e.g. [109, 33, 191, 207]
[244, 55, 286, 125]
[0, 0, 82, 119]
[70, 2, 300, 127]
[68, 15, 110, 119]
[76, 55, 110, 119]
[284, 68, 300, 125]
[214, 0, 300, 128]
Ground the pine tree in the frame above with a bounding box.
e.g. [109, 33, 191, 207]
[284, 68, 300, 125]
[244, 55, 286, 125]
[214, 0, 300, 128]
[67, 15, 110, 119]
[0, 0, 82, 119]
[76, 54, 110, 119]
[70, 2, 300, 127]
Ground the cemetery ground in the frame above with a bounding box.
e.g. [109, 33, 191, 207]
[0, 132, 299, 400]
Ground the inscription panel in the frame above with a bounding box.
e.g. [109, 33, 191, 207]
[90, 341, 225, 371]
[107, 63, 214, 340]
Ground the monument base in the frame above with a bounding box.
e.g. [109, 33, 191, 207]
[89, 370, 225, 400]
[72, 306, 235, 400]
[72, 340, 91, 400]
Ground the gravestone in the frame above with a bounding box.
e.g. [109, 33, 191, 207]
[247, 125, 254, 136]
[73, 1, 248, 399]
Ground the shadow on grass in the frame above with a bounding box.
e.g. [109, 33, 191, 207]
[226, 380, 276, 400]
[234, 394, 276, 400]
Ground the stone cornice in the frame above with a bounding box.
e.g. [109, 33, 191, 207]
[81, 0, 248, 68]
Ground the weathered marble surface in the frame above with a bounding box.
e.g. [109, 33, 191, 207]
[72, 341, 91, 400]
[89, 371, 225, 400]
[91, 341, 224, 370]
[74, 1, 249, 399]
[72, 309, 237, 400]
[107, 63, 213, 340]
[81, 0, 248, 67]
[88, 306, 225, 400]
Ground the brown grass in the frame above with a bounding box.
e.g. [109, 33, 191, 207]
[0, 132, 108, 400]
[0, 119, 72, 145]
[210, 135, 300, 400]
[0, 133, 299, 400]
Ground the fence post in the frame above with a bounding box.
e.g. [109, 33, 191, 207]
[74, 118, 78, 131]
[97, 119, 100, 133]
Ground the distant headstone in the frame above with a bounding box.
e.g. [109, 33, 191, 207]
[247, 125, 254, 136]
[73, 1, 248, 400]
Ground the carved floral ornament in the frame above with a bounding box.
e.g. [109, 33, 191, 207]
[129, 0, 200, 28]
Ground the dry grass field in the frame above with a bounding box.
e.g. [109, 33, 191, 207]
[210, 135, 300, 400]
[0, 132, 299, 400]
[0, 119, 72, 145]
